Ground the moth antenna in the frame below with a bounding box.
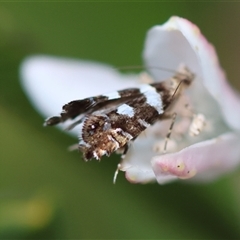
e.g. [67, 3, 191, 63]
[170, 80, 185, 102]
[68, 143, 79, 151]
[115, 65, 189, 77]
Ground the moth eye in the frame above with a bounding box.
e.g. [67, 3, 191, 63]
[88, 124, 99, 135]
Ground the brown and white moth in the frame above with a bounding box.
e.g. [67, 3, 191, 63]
[45, 67, 195, 162]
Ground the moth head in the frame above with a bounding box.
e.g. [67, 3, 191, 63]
[79, 114, 128, 160]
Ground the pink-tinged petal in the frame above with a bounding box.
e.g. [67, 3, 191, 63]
[144, 16, 240, 130]
[152, 132, 240, 184]
[124, 167, 156, 184]
[124, 166, 177, 184]
[20, 55, 139, 135]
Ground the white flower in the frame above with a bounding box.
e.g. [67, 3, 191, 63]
[20, 16, 240, 184]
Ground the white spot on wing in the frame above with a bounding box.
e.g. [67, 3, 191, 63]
[117, 104, 135, 117]
[104, 91, 120, 100]
[140, 84, 163, 114]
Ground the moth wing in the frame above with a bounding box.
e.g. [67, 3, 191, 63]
[20, 55, 139, 135]
[61, 87, 145, 119]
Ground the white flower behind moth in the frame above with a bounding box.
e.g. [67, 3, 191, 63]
[20, 16, 240, 184]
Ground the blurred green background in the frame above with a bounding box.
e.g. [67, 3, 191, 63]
[1, 2, 240, 239]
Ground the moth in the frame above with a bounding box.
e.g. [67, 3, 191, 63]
[45, 66, 197, 163]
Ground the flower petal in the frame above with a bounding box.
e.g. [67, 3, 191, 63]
[144, 17, 201, 80]
[120, 122, 179, 184]
[152, 132, 240, 183]
[125, 166, 177, 184]
[144, 16, 240, 130]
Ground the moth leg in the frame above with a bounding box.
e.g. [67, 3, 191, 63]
[163, 112, 177, 154]
[113, 143, 129, 184]
[68, 143, 79, 151]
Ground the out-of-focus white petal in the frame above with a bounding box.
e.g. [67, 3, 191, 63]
[144, 16, 240, 130]
[152, 132, 240, 183]
[144, 18, 201, 80]
[20, 55, 139, 119]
